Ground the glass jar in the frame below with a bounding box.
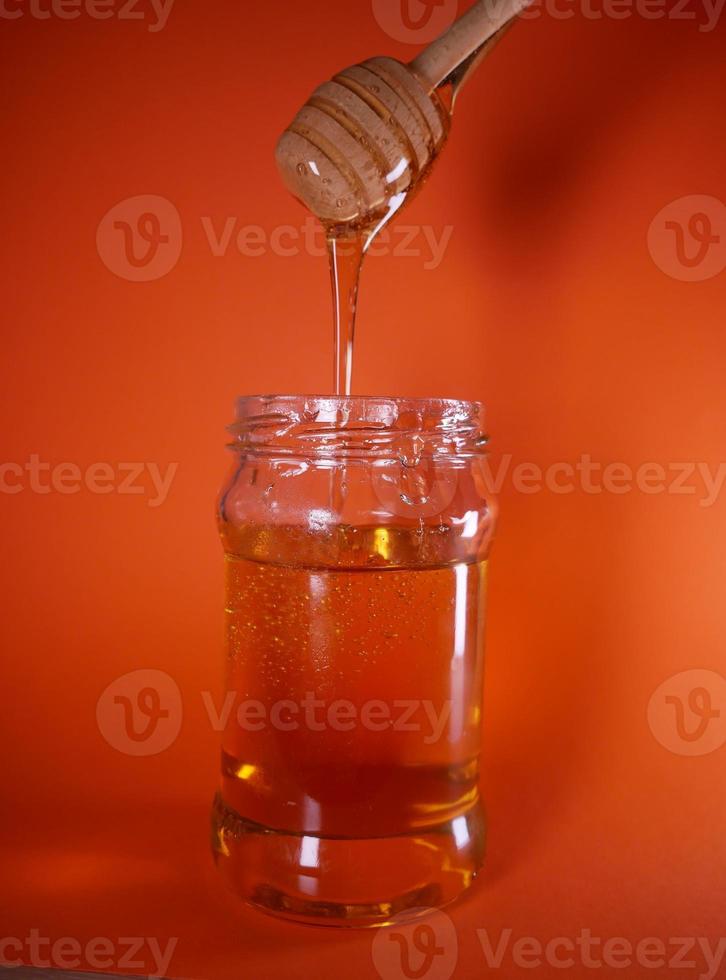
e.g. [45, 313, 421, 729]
[211, 395, 497, 926]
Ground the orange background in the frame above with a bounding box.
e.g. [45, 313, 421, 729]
[1, 1, 726, 978]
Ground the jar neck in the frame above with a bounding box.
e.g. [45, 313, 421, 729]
[228, 395, 487, 459]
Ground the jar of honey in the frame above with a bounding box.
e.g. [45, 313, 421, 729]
[211, 395, 497, 926]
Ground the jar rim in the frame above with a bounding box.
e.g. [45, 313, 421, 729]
[228, 394, 487, 458]
[234, 393, 481, 416]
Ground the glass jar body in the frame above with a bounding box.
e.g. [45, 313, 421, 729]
[211, 396, 496, 926]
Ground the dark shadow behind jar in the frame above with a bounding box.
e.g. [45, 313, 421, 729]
[211, 395, 497, 927]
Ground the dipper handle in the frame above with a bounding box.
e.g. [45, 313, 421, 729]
[411, 0, 528, 94]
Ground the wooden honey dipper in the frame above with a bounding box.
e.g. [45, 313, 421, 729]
[276, 0, 529, 229]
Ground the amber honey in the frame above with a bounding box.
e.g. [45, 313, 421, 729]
[212, 522, 488, 926]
